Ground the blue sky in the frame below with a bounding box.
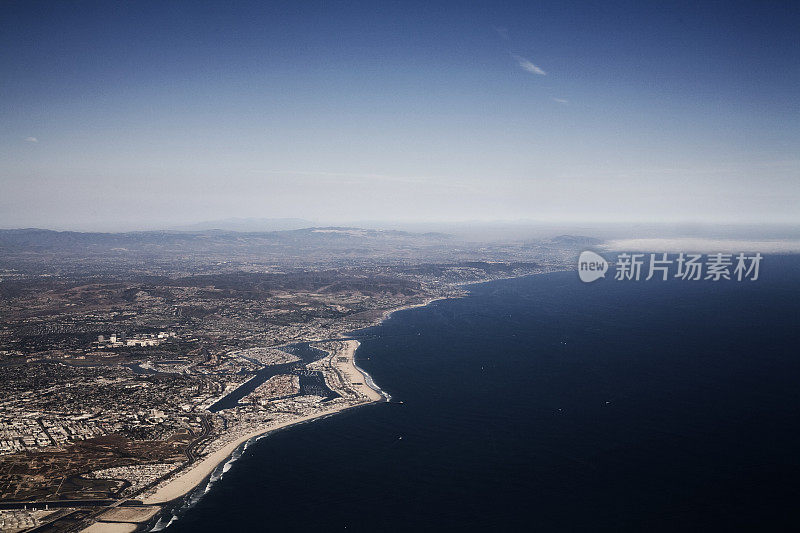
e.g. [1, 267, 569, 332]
[1, 0, 798, 230]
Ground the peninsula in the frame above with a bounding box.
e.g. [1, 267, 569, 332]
[0, 228, 583, 531]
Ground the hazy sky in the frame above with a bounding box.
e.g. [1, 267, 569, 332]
[1, 0, 799, 230]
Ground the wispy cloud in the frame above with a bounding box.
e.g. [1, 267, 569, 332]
[511, 54, 546, 75]
[493, 26, 509, 40]
[24, 136, 38, 143]
[603, 238, 800, 254]
[552, 97, 568, 104]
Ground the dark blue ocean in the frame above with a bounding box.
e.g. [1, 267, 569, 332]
[166, 255, 800, 532]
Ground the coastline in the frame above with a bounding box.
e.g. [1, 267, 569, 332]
[377, 296, 452, 323]
[82, 274, 547, 532]
[140, 340, 380, 506]
[80, 339, 383, 532]
[137, 276, 544, 508]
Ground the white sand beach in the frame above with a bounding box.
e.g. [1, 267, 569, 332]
[141, 340, 378, 505]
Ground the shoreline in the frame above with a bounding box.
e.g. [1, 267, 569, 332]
[139, 340, 380, 507]
[136, 275, 546, 507]
[378, 296, 451, 322]
[82, 273, 550, 532]
[80, 339, 384, 532]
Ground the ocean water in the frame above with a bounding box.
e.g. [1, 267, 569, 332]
[165, 256, 800, 532]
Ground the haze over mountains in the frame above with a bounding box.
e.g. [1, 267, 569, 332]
[0, 227, 451, 251]
[169, 218, 316, 233]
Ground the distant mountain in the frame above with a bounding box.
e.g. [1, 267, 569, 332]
[548, 235, 603, 246]
[0, 227, 452, 254]
[169, 217, 315, 232]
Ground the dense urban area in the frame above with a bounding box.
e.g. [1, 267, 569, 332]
[0, 227, 589, 532]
